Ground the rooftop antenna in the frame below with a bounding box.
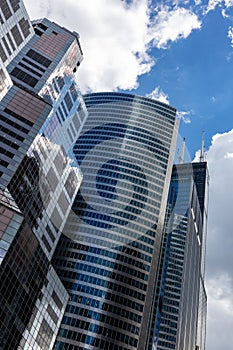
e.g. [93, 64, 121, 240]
[200, 131, 205, 162]
[179, 137, 185, 164]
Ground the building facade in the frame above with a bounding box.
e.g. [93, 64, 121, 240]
[53, 92, 179, 350]
[153, 162, 209, 350]
[0, 0, 34, 66]
[0, 2, 87, 349]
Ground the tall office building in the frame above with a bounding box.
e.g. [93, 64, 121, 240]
[153, 162, 209, 350]
[52, 92, 179, 350]
[0, 1, 87, 349]
[0, 0, 37, 187]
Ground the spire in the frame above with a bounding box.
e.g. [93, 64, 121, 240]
[200, 131, 205, 162]
[179, 137, 186, 164]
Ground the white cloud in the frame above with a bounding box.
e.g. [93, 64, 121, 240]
[224, 151, 233, 158]
[146, 86, 170, 104]
[211, 96, 216, 102]
[24, 0, 154, 92]
[224, 0, 233, 7]
[202, 129, 233, 350]
[228, 26, 233, 47]
[206, 274, 233, 350]
[24, 0, 201, 92]
[206, 0, 233, 14]
[150, 6, 201, 49]
[205, 0, 222, 12]
[207, 274, 233, 305]
[176, 110, 192, 123]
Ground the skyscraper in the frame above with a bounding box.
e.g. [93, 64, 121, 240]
[153, 162, 209, 350]
[52, 92, 179, 350]
[0, 0, 46, 188]
[0, 2, 87, 349]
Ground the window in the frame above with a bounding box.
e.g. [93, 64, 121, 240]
[0, 135, 19, 150]
[57, 76, 65, 90]
[9, 0, 20, 12]
[26, 49, 51, 67]
[11, 25, 23, 46]
[11, 67, 38, 87]
[46, 225, 56, 242]
[36, 319, 53, 348]
[42, 235, 51, 253]
[22, 57, 46, 72]
[2, 37, 11, 55]
[0, 0, 12, 20]
[0, 43, 7, 62]
[0, 146, 14, 158]
[47, 304, 59, 324]
[70, 82, 78, 101]
[52, 291, 63, 310]
[6, 33, 15, 51]
[64, 92, 73, 111]
[18, 62, 42, 77]
[19, 18, 31, 38]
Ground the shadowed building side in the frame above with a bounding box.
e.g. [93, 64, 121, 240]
[153, 162, 209, 350]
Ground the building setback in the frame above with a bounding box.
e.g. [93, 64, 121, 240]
[52, 92, 179, 350]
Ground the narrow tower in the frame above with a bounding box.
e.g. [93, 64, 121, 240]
[199, 131, 205, 162]
[153, 161, 209, 350]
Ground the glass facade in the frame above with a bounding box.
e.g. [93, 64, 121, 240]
[53, 92, 179, 350]
[0, 3, 87, 349]
[0, 0, 34, 66]
[153, 162, 209, 350]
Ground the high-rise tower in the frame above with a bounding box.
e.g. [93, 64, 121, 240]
[153, 162, 209, 350]
[0, 2, 87, 349]
[53, 92, 179, 350]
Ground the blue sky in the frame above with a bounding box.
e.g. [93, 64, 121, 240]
[135, 3, 233, 158]
[24, 1, 233, 349]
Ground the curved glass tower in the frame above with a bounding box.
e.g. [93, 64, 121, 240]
[53, 92, 179, 350]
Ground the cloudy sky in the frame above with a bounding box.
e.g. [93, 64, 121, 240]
[23, 0, 233, 349]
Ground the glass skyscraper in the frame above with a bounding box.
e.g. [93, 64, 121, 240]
[0, 1, 87, 349]
[53, 92, 179, 350]
[153, 162, 209, 350]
